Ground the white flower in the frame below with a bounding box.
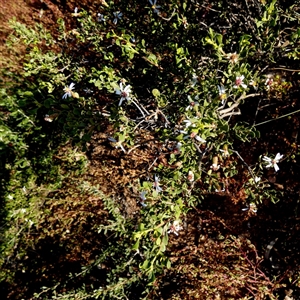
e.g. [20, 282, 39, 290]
[210, 163, 220, 171]
[233, 75, 247, 89]
[183, 119, 193, 128]
[242, 203, 257, 213]
[187, 170, 194, 182]
[153, 175, 163, 192]
[190, 131, 206, 143]
[249, 203, 257, 213]
[114, 83, 131, 106]
[226, 52, 239, 64]
[218, 85, 227, 104]
[108, 137, 126, 153]
[97, 13, 105, 22]
[140, 191, 147, 201]
[265, 75, 274, 91]
[254, 176, 261, 183]
[262, 153, 283, 172]
[249, 80, 258, 90]
[179, 130, 188, 135]
[139, 191, 147, 207]
[194, 134, 206, 143]
[113, 11, 122, 24]
[72, 7, 80, 17]
[174, 142, 182, 154]
[218, 84, 226, 95]
[190, 73, 198, 87]
[44, 114, 53, 122]
[62, 82, 75, 99]
[186, 96, 199, 111]
[179, 130, 206, 143]
[265, 78, 273, 85]
[168, 220, 183, 236]
[220, 149, 229, 157]
[149, 0, 161, 14]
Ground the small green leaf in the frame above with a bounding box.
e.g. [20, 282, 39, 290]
[167, 259, 171, 268]
[141, 259, 149, 270]
[132, 240, 139, 250]
[152, 89, 160, 97]
[160, 243, 166, 252]
[156, 237, 161, 246]
[138, 223, 145, 231]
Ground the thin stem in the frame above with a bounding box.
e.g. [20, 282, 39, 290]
[254, 108, 300, 127]
[231, 149, 257, 185]
[131, 99, 146, 117]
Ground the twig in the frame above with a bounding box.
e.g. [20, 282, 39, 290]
[159, 9, 176, 21]
[254, 108, 300, 127]
[133, 112, 157, 131]
[148, 157, 158, 170]
[252, 98, 262, 126]
[131, 99, 146, 117]
[157, 109, 170, 127]
[127, 144, 141, 155]
[139, 103, 150, 115]
[17, 109, 36, 126]
[268, 67, 300, 72]
[231, 149, 257, 185]
[218, 93, 260, 119]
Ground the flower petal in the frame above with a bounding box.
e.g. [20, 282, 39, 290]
[262, 156, 271, 162]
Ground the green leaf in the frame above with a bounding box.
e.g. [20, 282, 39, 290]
[166, 259, 171, 268]
[216, 34, 223, 45]
[138, 223, 145, 231]
[23, 91, 34, 97]
[152, 89, 160, 97]
[160, 234, 168, 252]
[132, 240, 139, 250]
[141, 259, 149, 270]
[148, 53, 157, 62]
[156, 237, 161, 246]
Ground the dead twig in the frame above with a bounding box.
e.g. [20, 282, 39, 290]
[218, 93, 261, 119]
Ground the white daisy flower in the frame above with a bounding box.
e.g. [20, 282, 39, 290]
[149, 0, 161, 14]
[139, 191, 147, 207]
[262, 153, 283, 172]
[113, 11, 123, 24]
[186, 95, 199, 111]
[97, 13, 105, 22]
[153, 175, 163, 192]
[187, 170, 194, 182]
[167, 220, 183, 236]
[62, 82, 75, 99]
[254, 176, 261, 183]
[233, 75, 247, 89]
[108, 137, 126, 153]
[114, 82, 131, 106]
